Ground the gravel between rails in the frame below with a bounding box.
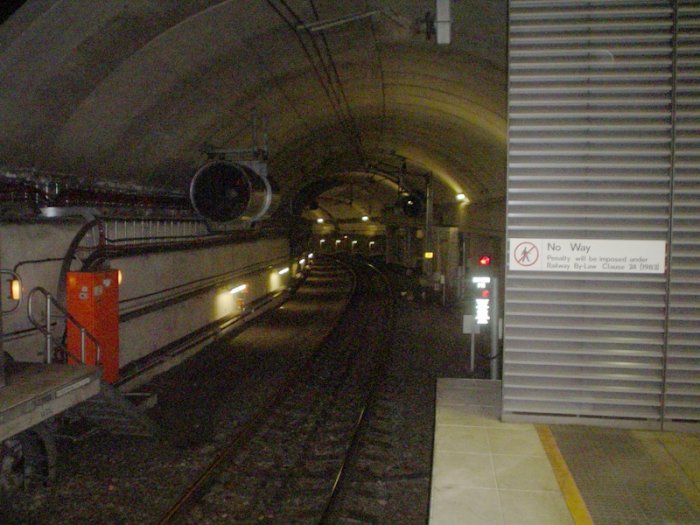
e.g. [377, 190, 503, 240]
[1, 259, 478, 525]
[1, 261, 353, 525]
[172, 260, 394, 524]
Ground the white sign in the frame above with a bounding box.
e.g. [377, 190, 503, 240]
[509, 239, 666, 274]
[462, 315, 479, 334]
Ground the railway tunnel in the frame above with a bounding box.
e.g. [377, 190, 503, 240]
[0, 1, 699, 524]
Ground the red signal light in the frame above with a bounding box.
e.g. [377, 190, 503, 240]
[481, 289, 490, 298]
[478, 255, 492, 266]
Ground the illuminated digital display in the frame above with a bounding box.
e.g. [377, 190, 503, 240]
[472, 276, 491, 289]
[475, 298, 490, 325]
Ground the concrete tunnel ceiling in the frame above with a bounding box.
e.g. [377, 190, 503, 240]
[0, 0, 507, 221]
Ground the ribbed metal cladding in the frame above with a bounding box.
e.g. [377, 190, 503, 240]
[505, 1, 677, 426]
[665, 1, 700, 429]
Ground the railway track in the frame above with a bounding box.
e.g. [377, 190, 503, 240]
[158, 257, 396, 524]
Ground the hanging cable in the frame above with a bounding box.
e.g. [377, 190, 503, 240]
[265, 0, 353, 139]
[265, 0, 366, 164]
[306, 0, 368, 165]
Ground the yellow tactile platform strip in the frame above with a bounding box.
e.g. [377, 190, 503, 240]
[536, 426, 594, 525]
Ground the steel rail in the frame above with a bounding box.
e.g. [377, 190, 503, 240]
[319, 258, 396, 523]
[156, 256, 358, 524]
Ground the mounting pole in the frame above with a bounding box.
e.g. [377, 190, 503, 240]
[423, 173, 434, 276]
[490, 277, 499, 380]
[0, 254, 4, 388]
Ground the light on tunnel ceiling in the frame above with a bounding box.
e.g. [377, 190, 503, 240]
[335, 240, 341, 245]
[361, 215, 369, 222]
[352, 240, 357, 245]
[456, 193, 466, 202]
[308, 253, 314, 259]
[316, 218, 324, 224]
[424, 251, 434, 259]
[10, 279, 21, 301]
[278, 267, 290, 275]
[299, 258, 306, 265]
[369, 241, 375, 248]
[320, 239, 325, 244]
[229, 284, 247, 294]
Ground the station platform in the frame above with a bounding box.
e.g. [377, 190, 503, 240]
[0, 363, 101, 442]
[429, 378, 700, 525]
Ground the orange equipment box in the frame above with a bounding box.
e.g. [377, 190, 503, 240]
[66, 270, 120, 383]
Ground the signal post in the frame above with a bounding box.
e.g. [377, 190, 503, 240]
[465, 254, 500, 380]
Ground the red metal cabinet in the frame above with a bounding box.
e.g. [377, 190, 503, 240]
[66, 271, 120, 383]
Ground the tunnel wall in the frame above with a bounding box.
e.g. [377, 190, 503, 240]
[1, 222, 79, 363]
[0, 222, 292, 371]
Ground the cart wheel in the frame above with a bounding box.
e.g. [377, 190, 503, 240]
[0, 424, 56, 493]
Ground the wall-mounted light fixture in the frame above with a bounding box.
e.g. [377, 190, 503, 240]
[278, 267, 290, 275]
[1, 269, 22, 308]
[10, 278, 21, 301]
[316, 218, 324, 224]
[117, 270, 123, 285]
[424, 251, 434, 259]
[230, 284, 247, 294]
[456, 193, 466, 202]
[361, 215, 369, 222]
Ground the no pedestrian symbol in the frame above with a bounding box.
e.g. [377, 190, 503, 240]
[514, 241, 539, 267]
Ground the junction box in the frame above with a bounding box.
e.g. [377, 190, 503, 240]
[66, 270, 120, 383]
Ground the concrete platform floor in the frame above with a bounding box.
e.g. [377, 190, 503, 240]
[430, 378, 700, 525]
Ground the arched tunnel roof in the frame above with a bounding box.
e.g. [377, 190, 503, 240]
[0, 0, 506, 216]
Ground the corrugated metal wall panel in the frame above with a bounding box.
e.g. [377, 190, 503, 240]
[665, 1, 700, 428]
[505, 0, 674, 425]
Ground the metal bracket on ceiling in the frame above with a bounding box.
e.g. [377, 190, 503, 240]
[416, 1, 451, 44]
[435, 0, 451, 45]
[201, 108, 269, 171]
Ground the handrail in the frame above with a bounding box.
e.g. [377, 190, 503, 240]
[27, 287, 102, 366]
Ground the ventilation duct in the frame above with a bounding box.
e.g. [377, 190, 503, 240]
[189, 161, 278, 223]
